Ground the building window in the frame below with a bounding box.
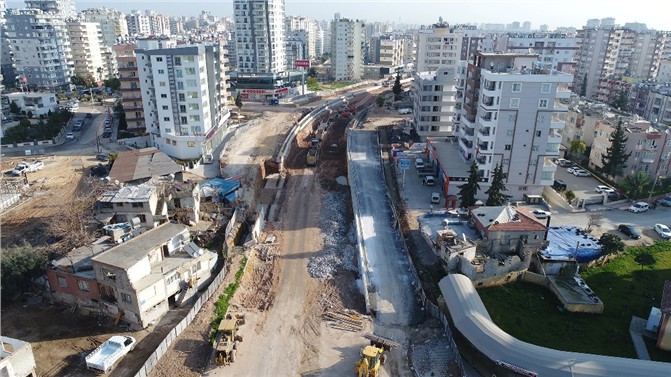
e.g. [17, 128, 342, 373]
[132, 202, 144, 208]
[163, 117, 170, 121]
[165, 128, 172, 133]
[185, 67, 196, 75]
[536, 131, 542, 137]
[512, 83, 522, 93]
[175, 69, 182, 78]
[505, 144, 512, 150]
[159, 81, 166, 87]
[531, 145, 539, 151]
[158, 69, 165, 74]
[187, 141, 196, 147]
[102, 268, 116, 281]
[502, 158, 510, 165]
[181, 116, 188, 124]
[541, 83, 551, 93]
[510, 98, 520, 108]
[115, 203, 123, 207]
[162, 105, 169, 110]
[187, 92, 198, 99]
[78, 280, 89, 291]
[57, 276, 67, 288]
[174, 57, 181, 66]
[121, 293, 132, 303]
[186, 79, 198, 87]
[188, 103, 199, 110]
[539, 99, 548, 108]
[178, 93, 185, 101]
[161, 93, 168, 98]
[184, 56, 195, 63]
[176, 82, 184, 90]
[189, 115, 200, 121]
[156, 57, 163, 62]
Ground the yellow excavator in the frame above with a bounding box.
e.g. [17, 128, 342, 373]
[355, 334, 400, 377]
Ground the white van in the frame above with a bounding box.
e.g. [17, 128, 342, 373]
[423, 175, 435, 186]
[415, 158, 425, 169]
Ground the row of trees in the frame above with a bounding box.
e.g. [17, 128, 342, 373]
[1, 108, 74, 144]
[457, 161, 511, 208]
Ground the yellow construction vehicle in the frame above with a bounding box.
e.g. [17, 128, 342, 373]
[355, 334, 400, 377]
[213, 313, 245, 366]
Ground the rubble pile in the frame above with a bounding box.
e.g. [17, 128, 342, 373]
[308, 192, 357, 278]
[409, 332, 454, 377]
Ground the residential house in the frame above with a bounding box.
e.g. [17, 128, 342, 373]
[91, 223, 217, 329]
[3, 92, 57, 116]
[470, 205, 547, 256]
[96, 184, 168, 229]
[0, 336, 37, 377]
[108, 148, 182, 184]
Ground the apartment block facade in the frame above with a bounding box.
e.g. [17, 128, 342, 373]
[456, 53, 573, 197]
[66, 20, 109, 81]
[411, 67, 458, 137]
[415, 23, 463, 73]
[494, 32, 578, 72]
[81, 8, 129, 47]
[233, 0, 286, 74]
[330, 18, 365, 81]
[376, 35, 404, 69]
[115, 44, 144, 133]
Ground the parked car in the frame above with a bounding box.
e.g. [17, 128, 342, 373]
[573, 169, 591, 177]
[431, 192, 441, 204]
[618, 224, 641, 239]
[595, 185, 615, 194]
[531, 209, 550, 219]
[95, 153, 109, 161]
[654, 224, 671, 239]
[85, 113, 93, 118]
[65, 132, 75, 140]
[628, 202, 650, 213]
[555, 158, 571, 167]
[423, 175, 435, 186]
[552, 179, 567, 191]
[657, 197, 671, 207]
[398, 108, 412, 115]
[566, 166, 577, 174]
[10, 161, 43, 175]
[102, 131, 111, 138]
[415, 158, 425, 169]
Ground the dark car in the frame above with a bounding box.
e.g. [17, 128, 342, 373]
[618, 224, 641, 239]
[95, 153, 109, 161]
[656, 197, 671, 207]
[102, 131, 111, 138]
[553, 179, 567, 191]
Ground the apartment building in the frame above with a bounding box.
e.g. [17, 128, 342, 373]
[81, 8, 129, 47]
[145, 10, 171, 36]
[455, 53, 573, 198]
[0, 0, 11, 90]
[66, 21, 109, 81]
[589, 119, 671, 181]
[286, 16, 317, 59]
[376, 35, 404, 69]
[136, 38, 230, 160]
[658, 60, 671, 83]
[561, 101, 620, 154]
[4, 9, 72, 90]
[651, 32, 671, 81]
[573, 28, 613, 98]
[4, 92, 58, 116]
[115, 44, 145, 133]
[495, 32, 578, 72]
[96, 184, 168, 229]
[330, 18, 365, 81]
[645, 85, 671, 125]
[24, 0, 75, 18]
[233, 0, 286, 74]
[0, 336, 37, 377]
[415, 22, 462, 73]
[126, 10, 151, 36]
[411, 67, 458, 137]
[286, 30, 308, 69]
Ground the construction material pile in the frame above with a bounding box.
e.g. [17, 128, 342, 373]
[323, 310, 364, 332]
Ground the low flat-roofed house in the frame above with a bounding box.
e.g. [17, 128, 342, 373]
[4, 92, 58, 116]
[0, 336, 37, 377]
[91, 223, 217, 329]
[108, 148, 182, 184]
[96, 184, 168, 228]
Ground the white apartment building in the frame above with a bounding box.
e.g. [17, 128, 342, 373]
[456, 53, 573, 197]
[126, 11, 151, 36]
[0, 0, 10, 90]
[24, 0, 75, 18]
[5, 9, 72, 90]
[81, 8, 129, 47]
[415, 23, 463, 73]
[67, 20, 109, 81]
[136, 38, 230, 160]
[657, 60, 671, 83]
[412, 67, 458, 137]
[286, 16, 317, 59]
[286, 30, 308, 69]
[145, 11, 171, 36]
[234, 0, 286, 74]
[495, 32, 578, 72]
[377, 36, 404, 68]
[330, 18, 365, 81]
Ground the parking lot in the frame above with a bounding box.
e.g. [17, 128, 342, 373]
[553, 163, 607, 199]
[397, 154, 444, 211]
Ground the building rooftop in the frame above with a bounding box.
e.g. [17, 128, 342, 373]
[52, 242, 113, 279]
[108, 148, 182, 184]
[427, 138, 470, 179]
[471, 205, 546, 232]
[98, 184, 156, 203]
[92, 223, 188, 269]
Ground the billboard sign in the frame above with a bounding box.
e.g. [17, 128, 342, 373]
[295, 60, 311, 68]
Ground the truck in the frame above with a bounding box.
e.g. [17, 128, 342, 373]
[85, 335, 136, 373]
[214, 314, 245, 366]
[306, 138, 319, 166]
[355, 334, 400, 377]
[11, 161, 44, 175]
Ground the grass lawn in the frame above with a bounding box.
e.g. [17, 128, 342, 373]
[478, 241, 671, 362]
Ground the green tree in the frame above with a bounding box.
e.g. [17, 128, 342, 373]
[392, 72, 402, 100]
[634, 251, 656, 269]
[598, 233, 625, 255]
[569, 139, 586, 157]
[485, 163, 511, 206]
[9, 101, 20, 114]
[1, 243, 47, 302]
[115, 101, 128, 131]
[458, 161, 480, 209]
[307, 76, 319, 91]
[376, 95, 385, 107]
[103, 77, 121, 91]
[601, 120, 631, 179]
[620, 171, 652, 199]
[611, 90, 628, 111]
[235, 92, 243, 111]
[564, 189, 576, 204]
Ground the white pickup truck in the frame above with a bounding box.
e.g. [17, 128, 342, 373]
[11, 161, 44, 175]
[85, 335, 136, 373]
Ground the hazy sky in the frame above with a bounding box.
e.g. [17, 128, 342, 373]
[5, 0, 670, 30]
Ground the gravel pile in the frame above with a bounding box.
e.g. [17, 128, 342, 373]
[409, 335, 454, 377]
[308, 192, 357, 279]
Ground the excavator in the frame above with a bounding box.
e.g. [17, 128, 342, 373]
[355, 334, 400, 377]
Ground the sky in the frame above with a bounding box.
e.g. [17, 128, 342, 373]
[5, 0, 670, 31]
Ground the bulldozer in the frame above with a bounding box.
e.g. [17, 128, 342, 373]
[213, 313, 245, 366]
[355, 334, 400, 377]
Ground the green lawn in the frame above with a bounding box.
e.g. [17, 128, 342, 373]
[478, 241, 671, 362]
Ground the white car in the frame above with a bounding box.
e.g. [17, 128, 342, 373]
[654, 224, 671, 239]
[65, 132, 75, 140]
[532, 209, 550, 219]
[566, 167, 577, 174]
[398, 108, 412, 115]
[595, 185, 615, 194]
[431, 192, 441, 204]
[573, 169, 591, 177]
[628, 202, 650, 213]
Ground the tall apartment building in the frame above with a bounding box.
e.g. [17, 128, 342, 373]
[135, 37, 229, 160]
[5, 9, 72, 90]
[494, 32, 578, 72]
[233, 0, 286, 74]
[415, 22, 462, 73]
[0, 0, 13, 89]
[286, 16, 317, 59]
[67, 21, 109, 81]
[24, 0, 75, 18]
[375, 35, 404, 69]
[455, 53, 573, 197]
[145, 10, 171, 36]
[411, 67, 458, 137]
[115, 44, 144, 133]
[286, 30, 308, 69]
[561, 101, 620, 154]
[589, 119, 671, 181]
[330, 18, 365, 81]
[573, 28, 614, 98]
[657, 60, 671, 83]
[651, 32, 671, 81]
[126, 11, 151, 36]
[81, 8, 129, 46]
[645, 85, 671, 124]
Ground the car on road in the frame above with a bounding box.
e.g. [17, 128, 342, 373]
[595, 185, 615, 194]
[65, 132, 75, 140]
[654, 224, 671, 239]
[655, 197, 671, 207]
[628, 202, 650, 213]
[431, 192, 440, 204]
[566, 166, 577, 174]
[555, 158, 571, 167]
[531, 209, 550, 219]
[572, 169, 591, 177]
[552, 179, 567, 191]
[415, 158, 425, 169]
[618, 224, 641, 239]
[102, 131, 111, 138]
[423, 176, 435, 186]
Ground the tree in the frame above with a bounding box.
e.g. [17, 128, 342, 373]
[586, 213, 603, 233]
[235, 92, 243, 111]
[569, 139, 586, 157]
[601, 120, 631, 179]
[103, 77, 121, 91]
[26, 110, 33, 119]
[1, 243, 47, 302]
[458, 161, 480, 209]
[611, 90, 628, 111]
[620, 171, 652, 199]
[564, 189, 576, 204]
[485, 163, 511, 206]
[580, 75, 587, 97]
[9, 101, 20, 114]
[307, 67, 317, 78]
[307, 76, 319, 91]
[392, 72, 402, 101]
[599, 233, 625, 255]
[376, 96, 385, 107]
[634, 251, 656, 269]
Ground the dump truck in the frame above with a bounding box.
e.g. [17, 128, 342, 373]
[355, 334, 400, 377]
[85, 335, 136, 373]
[214, 314, 245, 366]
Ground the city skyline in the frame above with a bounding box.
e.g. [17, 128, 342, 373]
[4, 0, 670, 30]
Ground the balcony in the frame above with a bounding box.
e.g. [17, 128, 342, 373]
[643, 143, 658, 152]
[550, 112, 566, 129]
[459, 137, 473, 149]
[479, 114, 495, 127]
[482, 82, 499, 97]
[476, 155, 488, 165]
[478, 142, 490, 152]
